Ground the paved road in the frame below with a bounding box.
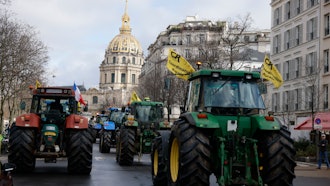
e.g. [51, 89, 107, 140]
[7, 144, 153, 186]
[0, 143, 329, 186]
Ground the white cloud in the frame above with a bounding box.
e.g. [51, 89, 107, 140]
[7, 0, 271, 89]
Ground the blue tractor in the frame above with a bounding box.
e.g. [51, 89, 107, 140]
[98, 108, 117, 153]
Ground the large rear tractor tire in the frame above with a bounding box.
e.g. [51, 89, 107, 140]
[8, 126, 36, 172]
[168, 122, 212, 186]
[116, 127, 135, 166]
[257, 126, 296, 186]
[151, 130, 171, 186]
[67, 129, 93, 174]
[99, 131, 111, 153]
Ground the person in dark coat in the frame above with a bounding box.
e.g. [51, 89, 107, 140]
[317, 133, 330, 169]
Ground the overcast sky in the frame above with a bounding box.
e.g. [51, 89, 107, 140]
[6, 0, 271, 89]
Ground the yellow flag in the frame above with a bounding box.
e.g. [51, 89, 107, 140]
[130, 91, 141, 103]
[166, 48, 195, 80]
[261, 55, 283, 88]
[36, 80, 42, 88]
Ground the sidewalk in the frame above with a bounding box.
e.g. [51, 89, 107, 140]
[296, 161, 329, 178]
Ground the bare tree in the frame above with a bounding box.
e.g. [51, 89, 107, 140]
[219, 13, 253, 70]
[0, 12, 48, 129]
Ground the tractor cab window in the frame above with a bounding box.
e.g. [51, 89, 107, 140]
[203, 78, 265, 114]
[135, 105, 163, 122]
[187, 79, 201, 112]
[35, 98, 72, 115]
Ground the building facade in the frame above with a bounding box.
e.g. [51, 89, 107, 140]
[268, 0, 330, 132]
[139, 15, 271, 120]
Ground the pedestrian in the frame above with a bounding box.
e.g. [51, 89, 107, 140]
[317, 133, 330, 169]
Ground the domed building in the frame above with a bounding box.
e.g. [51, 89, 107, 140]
[99, 0, 144, 107]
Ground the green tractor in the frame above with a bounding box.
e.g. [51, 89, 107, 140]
[151, 69, 296, 186]
[116, 98, 171, 166]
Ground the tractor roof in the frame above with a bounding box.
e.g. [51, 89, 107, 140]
[130, 101, 163, 107]
[188, 69, 261, 81]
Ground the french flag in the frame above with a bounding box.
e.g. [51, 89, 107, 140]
[73, 83, 86, 105]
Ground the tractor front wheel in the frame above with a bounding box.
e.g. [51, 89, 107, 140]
[99, 131, 111, 153]
[116, 127, 135, 166]
[8, 126, 36, 172]
[168, 122, 211, 186]
[151, 130, 170, 186]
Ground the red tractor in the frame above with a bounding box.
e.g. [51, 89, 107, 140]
[8, 87, 93, 174]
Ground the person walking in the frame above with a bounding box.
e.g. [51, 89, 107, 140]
[317, 133, 330, 169]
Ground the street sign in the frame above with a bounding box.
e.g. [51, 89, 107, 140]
[315, 118, 321, 124]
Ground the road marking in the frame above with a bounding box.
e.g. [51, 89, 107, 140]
[94, 157, 105, 161]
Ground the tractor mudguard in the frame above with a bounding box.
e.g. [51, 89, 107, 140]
[65, 114, 88, 129]
[250, 115, 281, 131]
[103, 121, 116, 130]
[180, 112, 221, 128]
[15, 113, 41, 129]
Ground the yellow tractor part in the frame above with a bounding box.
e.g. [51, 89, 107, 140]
[153, 149, 159, 176]
[170, 138, 179, 182]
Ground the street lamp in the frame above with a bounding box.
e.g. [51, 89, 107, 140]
[196, 61, 202, 70]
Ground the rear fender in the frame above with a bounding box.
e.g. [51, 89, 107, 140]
[180, 112, 219, 128]
[15, 113, 41, 129]
[65, 114, 88, 129]
[250, 115, 281, 131]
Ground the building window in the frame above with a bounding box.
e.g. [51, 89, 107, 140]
[113, 57, 116, 64]
[92, 96, 98, 104]
[104, 73, 107, 84]
[307, 0, 318, 8]
[294, 24, 302, 46]
[307, 17, 318, 41]
[273, 34, 281, 54]
[199, 34, 205, 44]
[324, 84, 329, 109]
[284, 30, 290, 49]
[306, 86, 313, 109]
[273, 7, 281, 26]
[285, 1, 291, 20]
[296, 57, 301, 77]
[306, 52, 317, 74]
[283, 91, 289, 111]
[186, 35, 191, 44]
[132, 74, 136, 84]
[244, 36, 250, 43]
[132, 57, 136, 64]
[324, 49, 329, 73]
[121, 73, 126, 83]
[293, 89, 299, 110]
[289, 57, 300, 78]
[111, 73, 115, 83]
[122, 57, 126, 64]
[184, 49, 191, 58]
[198, 49, 203, 58]
[284, 61, 289, 80]
[295, 0, 302, 15]
[272, 93, 279, 112]
[325, 14, 330, 36]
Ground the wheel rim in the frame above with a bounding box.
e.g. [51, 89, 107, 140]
[170, 138, 179, 182]
[153, 149, 159, 176]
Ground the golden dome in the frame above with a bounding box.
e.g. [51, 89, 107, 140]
[108, 34, 142, 55]
[107, 0, 142, 55]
